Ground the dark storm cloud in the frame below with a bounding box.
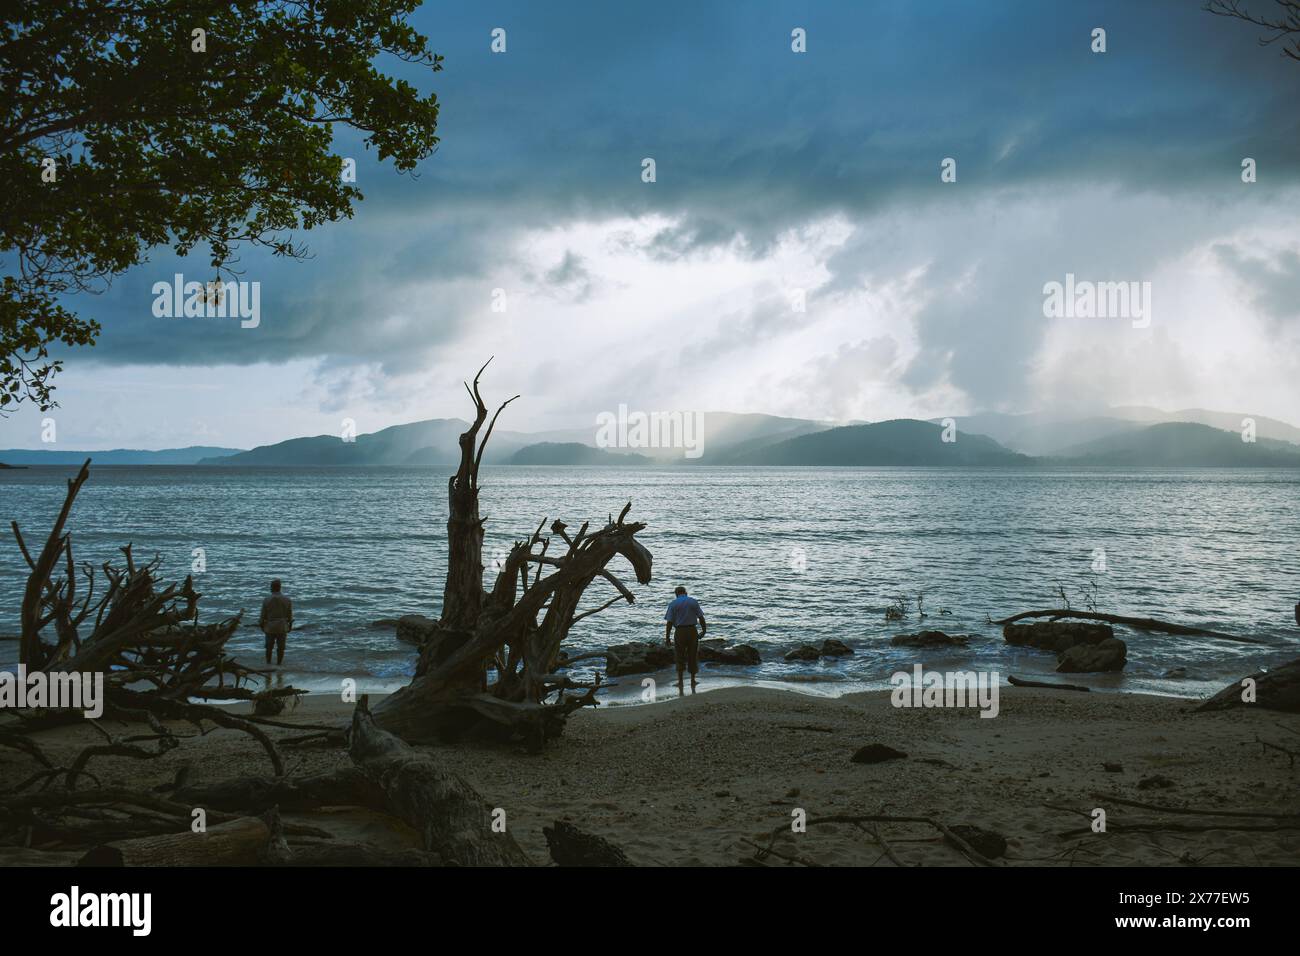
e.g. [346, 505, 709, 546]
[57, 0, 1300, 376]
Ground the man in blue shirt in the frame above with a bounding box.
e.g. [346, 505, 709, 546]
[664, 586, 708, 694]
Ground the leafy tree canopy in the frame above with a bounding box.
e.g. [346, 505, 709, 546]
[1, 0, 442, 411]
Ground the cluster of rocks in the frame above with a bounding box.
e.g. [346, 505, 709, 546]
[783, 638, 853, 662]
[1002, 620, 1127, 673]
[604, 638, 761, 677]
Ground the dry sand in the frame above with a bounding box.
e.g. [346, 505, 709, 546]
[5, 683, 1298, 866]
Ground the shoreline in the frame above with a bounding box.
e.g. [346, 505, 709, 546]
[7, 683, 1297, 867]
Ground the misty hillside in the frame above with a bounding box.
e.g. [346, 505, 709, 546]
[1107, 406, 1300, 445]
[940, 412, 1146, 455]
[720, 419, 1032, 465]
[508, 443, 651, 465]
[1055, 422, 1300, 466]
[199, 412, 828, 466]
[529, 411, 828, 461]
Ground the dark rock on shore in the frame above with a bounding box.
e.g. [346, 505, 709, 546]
[1003, 620, 1113, 652]
[605, 639, 762, 676]
[543, 820, 630, 866]
[1005, 620, 1125, 672]
[946, 825, 1007, 860]
[1056, 637, 1127, 673]
[1195, 656, 1300, 714]
[820, 638, 854, 657]
[851, 743, 908, 764]
[1137, 774, 1175, 790]
[892, 630, 971, 648]
[784, 644, 821, 662]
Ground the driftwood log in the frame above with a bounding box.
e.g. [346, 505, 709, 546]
[350, 695, 531, 865]
[79, 815, 271, 866]
[4, 698, 530, 866]
[372, 360, 653, 747]
[1, 459, 300, 782]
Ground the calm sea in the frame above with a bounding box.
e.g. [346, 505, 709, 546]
[2, 465, 1298, 700]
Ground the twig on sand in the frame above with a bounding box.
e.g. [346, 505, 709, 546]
[1257, 737, 1298, 767]
[856, 822, 913, 867]
[752, 813, 1000, 868]
[1091, 793, 1300, 820]
[739, 837, 821, 867]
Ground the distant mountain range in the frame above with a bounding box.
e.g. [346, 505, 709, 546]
[3, 406, 1297, 469]
[0, 446, 242, 465]
[197, 412, 828, 467]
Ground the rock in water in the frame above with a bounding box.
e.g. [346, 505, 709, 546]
[605, 641, 674, 676]
[1003, 621, 1113, 652]
[698, 639, 762, 665]
[850, 743, 908, 764]
[543, 821, 630, 866]
[1056, 637, 1127, 673]
[821, 638, 854, 657]
[1195, 656, 1300, 714]
[784, 644, 822, 662]
[892, 630, 971, 647]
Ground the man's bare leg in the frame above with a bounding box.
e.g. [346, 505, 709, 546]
[676, 669, 685, 695]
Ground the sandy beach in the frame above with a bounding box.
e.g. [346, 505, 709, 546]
[6, 682, 1298, 867]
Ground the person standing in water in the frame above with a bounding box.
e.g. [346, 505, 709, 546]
[664, 585, 708, 695]
[258, 579, 294, 666]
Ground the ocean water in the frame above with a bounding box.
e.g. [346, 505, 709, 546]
[2, 465, 1298, 700]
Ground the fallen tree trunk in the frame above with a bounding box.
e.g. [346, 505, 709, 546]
[173, 767, 383, 814]
[350, 695, 531, 866]
[0, 847, 82, 866]
[990, 609, 1257, 642]
[78, 815, 271, 866]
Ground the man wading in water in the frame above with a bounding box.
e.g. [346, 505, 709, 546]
[664, 585, 708, 695]
[259, 579, 294, 666]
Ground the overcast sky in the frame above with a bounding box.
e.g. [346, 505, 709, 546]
[5, 0, 1300, 449]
